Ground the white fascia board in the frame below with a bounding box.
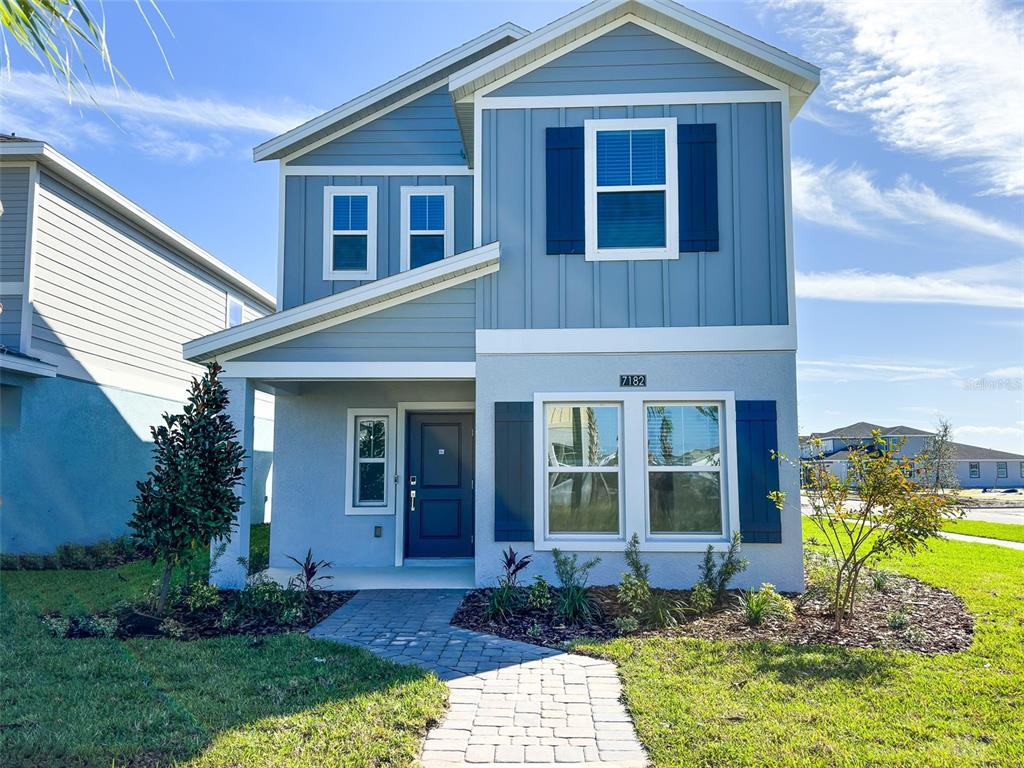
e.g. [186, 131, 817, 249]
[283, 165, 472, 177]
[0, 144, 275, 311]
[184, 240, 500, 362]
[253, 22, 529, 162]
[476, 324, 797, 354]
[449, 0, 818, 101]
[221, 361, 476, 380]
[0, 353, 58, 378]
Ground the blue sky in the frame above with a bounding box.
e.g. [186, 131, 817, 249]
[3, 0, 1022, 452]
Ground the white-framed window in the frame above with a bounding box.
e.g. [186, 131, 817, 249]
[543, 403, 623, 539]
[344, 408, 396, 515]
[400, 185, 454, 271]
[533, 391, 738, 552]
[997, 461, 1007, 479]
[583, 117, 678, 262]
[323, 186, 377, 281]
[645, 403, 724, 536]
[969, 462, 980, 479]
[1020, 461, 1024, 479]
[225, 295, 244, 328]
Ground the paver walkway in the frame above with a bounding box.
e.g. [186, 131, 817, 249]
[310, 590, 648, 767]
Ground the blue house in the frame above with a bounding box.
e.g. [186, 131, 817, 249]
[185, 0, 820, 591]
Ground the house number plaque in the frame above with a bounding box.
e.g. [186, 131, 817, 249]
[619, 374, 647, 388]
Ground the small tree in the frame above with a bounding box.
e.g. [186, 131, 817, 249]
[773, 431, 960, 632]
[921, 417, 959, 493]
[130, 362, 246, 611]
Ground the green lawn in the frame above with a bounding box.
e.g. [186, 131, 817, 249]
[579, 518, 1024, 767]
[0, 525, 446, 768]
[942, 519, 1024, 544]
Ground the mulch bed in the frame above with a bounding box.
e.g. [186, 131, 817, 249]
[43, 590, 354, 641]
[451, 572, 973, 655]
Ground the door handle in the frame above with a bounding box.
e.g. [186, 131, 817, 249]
[409, 489, 416, 511]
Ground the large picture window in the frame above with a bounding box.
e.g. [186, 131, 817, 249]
[544, 403, 621, 536]
[584, 117, 678, 262]
[645, 404, 724, 535]
[345, 408, 396, 515]
[400, 186, 454, 271]
[323, 186, 377, 281]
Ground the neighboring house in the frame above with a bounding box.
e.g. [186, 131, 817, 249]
[0, 137, 276, 554]
[185, 0, 820, 592]
[801, 422, 1024, 490]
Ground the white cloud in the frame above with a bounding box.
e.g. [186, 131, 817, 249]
[791, 159, 1024, 244]
[987, 366, 1024, 379]
[0, 69, 319, 161]
[954, 425, 1024, 453]
[797, 359, 964, 383]
[771, 0, 1024, 196]
[796, 258, 1024, 308]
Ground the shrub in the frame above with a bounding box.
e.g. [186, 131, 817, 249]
[526, 620, 542, 639]
[613, 616, 640, 635]
[697, 532, 749, 603]
[552, 549, 600, 625]
[644, 591, 684, 629]
[688, 582, 715, 616]
[230, 576, 306, 627]
[79, 615, 119, 638]
[738, 583, 793, 626]
[286, 548, 334, 592]
[486, 583, 520, 621]
[618, 534, 651, 618]
[887, 609, 909, 630]
[41, 615, 71, 638]
[527, 575, 552, 611]
[3, 537, 141, 571]
[56, 544, 98, 569]
[0, 554, 21, 570]
[871, 569, 895, 593]
[498, 546, 533, 587]
[182, 582, 220, 614]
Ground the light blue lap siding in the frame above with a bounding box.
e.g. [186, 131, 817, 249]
[287, 87, 467, 166]
[491, 23, 774, 97]
[477, 101, 787, 329]
[234, 283, 476, 363]
[282, 174, 473, 310]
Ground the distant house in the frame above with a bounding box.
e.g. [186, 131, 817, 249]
[800, 422, 1024, 490]
[0, 137, 276, 554]
[184, 0, 821, 592]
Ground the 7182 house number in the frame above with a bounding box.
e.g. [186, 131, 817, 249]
[619, 374, 647, 388]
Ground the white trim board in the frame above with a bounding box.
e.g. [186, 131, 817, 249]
[19, 162, 39, 354]
[399, 185, 455, 272]
[322, 185, 378, 281]
[476, 325, 797, 354]
[345, 407, 398, 517]
[220, 362, 476, 380]
[184, 241, 500, 362]
[284, 165, 472, 177]
[0, 353, 57, 378]
[478, 90, 784, 110]
[394, 400, 476, 566]
[256, 22, 529, 163]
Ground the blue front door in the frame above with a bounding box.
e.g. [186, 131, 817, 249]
[405, 412, 474, 558]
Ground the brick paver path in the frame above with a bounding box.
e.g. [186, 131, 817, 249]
[310, 589, 648, 767]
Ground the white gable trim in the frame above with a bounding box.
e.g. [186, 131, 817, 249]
[255, 22, 529, 163]
[184, 241, 500, 362]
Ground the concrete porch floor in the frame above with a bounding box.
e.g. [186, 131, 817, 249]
[265, 564, 476, 590]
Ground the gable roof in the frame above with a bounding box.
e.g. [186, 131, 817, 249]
[183, 241, 499, 362]
[821, 441, 1024, 462]
[0, 139, 275, 310]
[813, 422, 887, 439]
[253, 22, 528, 162]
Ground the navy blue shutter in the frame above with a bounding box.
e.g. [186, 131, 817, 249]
[494, 402, 534, 541]
[677, 124, 719, 252]
[546, 127, 585, 255]
[736, 400, 782, 543]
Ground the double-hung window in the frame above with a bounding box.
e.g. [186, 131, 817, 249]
[544, 403, 622, 537]
[997, 461, 1008, 479]
[584, 117, 678, 261]
[401, 186, 454, 271]
[969, 462, 980, 479]
[323, 186, 377, 281]
[645, 404, 723, 535]
[345, 408, 396, 515]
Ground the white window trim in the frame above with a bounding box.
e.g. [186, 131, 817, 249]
[644, 402, 726, 541]
[969, 462, 980, 479]
[533, 391, 739, 552]
[323, 185, 378, 281]
[225, 293, 245, 329]
[399, 185, 455, 272]
[344, 407, 397, 516]
[996, 461, 1008, 479]
[583, 117, 679, 262]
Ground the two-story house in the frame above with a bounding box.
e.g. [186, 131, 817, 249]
[0, 137, 276, 554]
[185, 0, 820, 591]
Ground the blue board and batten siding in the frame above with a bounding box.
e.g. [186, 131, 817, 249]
[286, 87, 467, 167]
[0, 166, 30, 283]
[281, 174, 473, 310]
[477, 100, 786, 329]
[491, 23, 774, 97]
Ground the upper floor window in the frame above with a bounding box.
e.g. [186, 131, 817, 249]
[225, 295, 244, 328]
[584, 117, 678, 262]
[323, 186, 377, 281]
[400, 186, 454, 271]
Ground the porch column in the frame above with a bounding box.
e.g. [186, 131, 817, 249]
[210, 376, 255, 589]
